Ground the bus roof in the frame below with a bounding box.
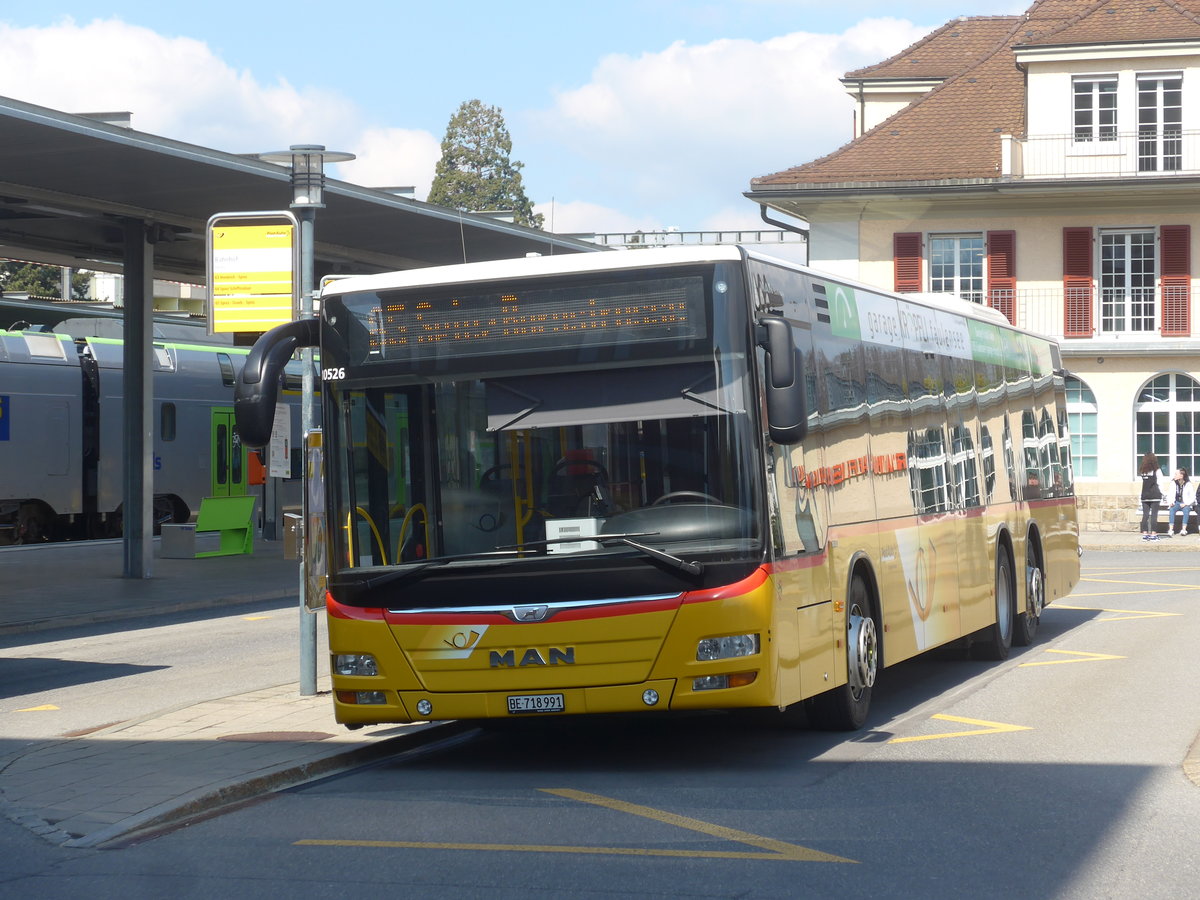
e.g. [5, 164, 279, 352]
[320, 245, 747, 297]
[319, 245, 1034, 338]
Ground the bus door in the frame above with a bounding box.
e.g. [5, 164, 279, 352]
[342, 386, 425, 567]
[211, 407, 248, 497]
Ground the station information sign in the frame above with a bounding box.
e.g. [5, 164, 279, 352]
[206, 211, 299, 334]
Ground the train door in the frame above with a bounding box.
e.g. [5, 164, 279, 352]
[211, 407, 248, 497]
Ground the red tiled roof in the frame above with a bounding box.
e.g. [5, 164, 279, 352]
[753, 0, 1200, 189]
[844, 16, 1020, 80]
[1020, 0, 1200, 46]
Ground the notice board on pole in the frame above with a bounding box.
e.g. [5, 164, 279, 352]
[206, 211, 299, 335]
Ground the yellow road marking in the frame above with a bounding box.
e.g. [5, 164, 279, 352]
[15, 705, 59, 712]
[544, 788, 851, 861]
[1080, 576, 1200, 589]
[1052, 604, 1182, 621]
[1070, 588, 1196, 598]
[1019, 649, 1125, 667]
[888, 714, 1031, 744]
[242, 615, 271, 621]
[297, 788, 855, 863]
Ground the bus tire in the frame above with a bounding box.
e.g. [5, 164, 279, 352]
[805, 575, 877, 731]
[974, 549, 1014, 661]
[1014, 547, 1044, 647]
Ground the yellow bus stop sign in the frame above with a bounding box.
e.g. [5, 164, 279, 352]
[207, 211, 299, 334]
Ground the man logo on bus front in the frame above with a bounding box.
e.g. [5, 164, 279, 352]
[513, 605, 550, 622]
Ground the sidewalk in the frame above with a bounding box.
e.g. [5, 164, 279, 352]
[0, 535, 464, 847]
[0, 680, 462, 848]
[0, 528, 1192, 848]
[0, 534, 299, 637]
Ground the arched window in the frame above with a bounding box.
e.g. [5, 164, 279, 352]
[1065, 375, 1098, 478]
[1135, 373, 1200, 477]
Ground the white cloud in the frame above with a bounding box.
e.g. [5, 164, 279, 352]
[528, 19, 929, 228]
[534, 199, 662, 236]
[0, 15, 933, 236]
[0, 17, 361, 153]
[0, 17, 447, 201]
[335, 128, 442, 198]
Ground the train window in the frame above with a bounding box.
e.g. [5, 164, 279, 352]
[217, 353, 236, 387]
[161, 402, 177, 441]
[216, 424, 228, 485]
[283, 360, 303, 392]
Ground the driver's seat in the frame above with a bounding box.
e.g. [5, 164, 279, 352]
[547, 453, 612, 518]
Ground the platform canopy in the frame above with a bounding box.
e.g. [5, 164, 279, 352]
[0, 95, 597, 284]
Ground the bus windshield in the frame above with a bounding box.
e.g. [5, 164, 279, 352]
[328, 362, 758, 580]
[327, 356, 762, 583]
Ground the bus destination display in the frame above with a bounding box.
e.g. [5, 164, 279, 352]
[366, 275, 706, 361]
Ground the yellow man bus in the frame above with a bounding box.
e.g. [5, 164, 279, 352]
[237, 246, 1079, 730]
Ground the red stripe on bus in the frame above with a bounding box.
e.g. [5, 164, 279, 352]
[327, 594, 385, 621]
[680, 566, 770, 604]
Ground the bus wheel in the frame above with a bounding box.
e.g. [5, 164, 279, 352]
[974, 551, 1014, 661]
[1014, 556, 1044, 647]
[806, 575, 877, 731]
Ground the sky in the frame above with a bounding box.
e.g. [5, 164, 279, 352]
[0, 1, 1029, 236]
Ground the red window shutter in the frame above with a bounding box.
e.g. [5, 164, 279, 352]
[1160, 224, 1190, 337]
[1062, 227, 1093, 338]
[894, 233, 922, 293]
[986, 230, 1016, 324]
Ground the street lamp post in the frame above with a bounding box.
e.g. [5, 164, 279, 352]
[257, 144, 354, 696]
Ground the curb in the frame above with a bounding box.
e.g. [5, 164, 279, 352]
[68, 720, 471, 848]
[0, 589, 297, 637]
[1080, 540, 1197, 553]
[1186, 730, 1200, 792]
[0, 719, 469, 849]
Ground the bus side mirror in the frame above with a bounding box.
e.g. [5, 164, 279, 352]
[235, 318, 319, 449]
[756, 316, 808, 445]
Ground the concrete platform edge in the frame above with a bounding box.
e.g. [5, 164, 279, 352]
[0, 719, 469, 850]
[0, 589, 297, 637]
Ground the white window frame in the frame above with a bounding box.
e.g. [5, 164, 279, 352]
[1099, 228, 1157, 333]
[928, 233, 984, 303]
[1135, 373, 1200, 478]
[1065, 375, 1097, 479]
[1136, 72, 1183, 173]
[1073, 75, 1118, 143]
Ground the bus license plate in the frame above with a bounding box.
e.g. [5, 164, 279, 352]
[507, 693, 565, 714]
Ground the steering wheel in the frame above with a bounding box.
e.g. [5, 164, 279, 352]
[480, 464, 510, 487]
[651, 491, 720, 506]
[551, 458, 609, 481]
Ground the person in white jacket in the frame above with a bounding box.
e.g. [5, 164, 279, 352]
[1163, 467, 1197, 536]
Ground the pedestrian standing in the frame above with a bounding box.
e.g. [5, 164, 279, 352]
[1138, 453, 1164, 541]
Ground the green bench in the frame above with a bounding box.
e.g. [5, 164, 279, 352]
[194, 495, 257, 557]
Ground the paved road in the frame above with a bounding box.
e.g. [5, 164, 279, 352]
[1, 550, 1195, 898]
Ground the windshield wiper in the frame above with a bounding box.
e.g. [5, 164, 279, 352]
[497, 533, 704, 577]
[331, 549, 526, 595]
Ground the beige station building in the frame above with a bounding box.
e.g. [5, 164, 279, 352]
[747, 0, 1200, 531]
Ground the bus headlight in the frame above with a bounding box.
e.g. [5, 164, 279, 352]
[334, 653, 379, 676]
[696, 634, 759, 661]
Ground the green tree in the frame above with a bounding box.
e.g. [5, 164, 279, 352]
[0, 261, 90, 300]
[427, 99, 544, 229]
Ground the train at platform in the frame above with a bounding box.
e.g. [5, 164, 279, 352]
[0, 315, 303, 544]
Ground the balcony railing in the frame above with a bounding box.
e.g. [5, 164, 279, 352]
[1005, 130, 1198, 179]
[913, 286, 1190, 340]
